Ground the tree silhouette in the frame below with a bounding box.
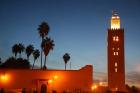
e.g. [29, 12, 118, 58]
[131, 86, 138, 93]
[63, 53, 70, 70]
[42, 37, 55, 69]
[0, 57, 30, 69]
[32, 49, 40, 69]
[126, 84, 131, 93]
[12, 44, 19, 58]
[0, 58, 1, 65]
[38, 22, 50, 69]
[26, 44, 34, 61]
[18, 43, 25, 58]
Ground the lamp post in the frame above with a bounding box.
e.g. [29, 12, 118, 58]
[91, 85, 97, 93]
[99, 82, 103, 93]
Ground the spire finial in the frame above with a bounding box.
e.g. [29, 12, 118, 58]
[112, 10, 118, 16]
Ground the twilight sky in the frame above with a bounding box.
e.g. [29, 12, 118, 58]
[0, 0, 140, 87]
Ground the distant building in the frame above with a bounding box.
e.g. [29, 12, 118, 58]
[0, 65, 93, 93]
[107, 11, 126, 92]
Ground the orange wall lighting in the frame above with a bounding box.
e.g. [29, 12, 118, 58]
[53, 75, 58, 80]
[0, 73, 9, 83]
[48, 79, 53, 84]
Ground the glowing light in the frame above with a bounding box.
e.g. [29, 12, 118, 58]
[91, 85, 97, 91]
[113, 36, 119, 42]
[113, 52, 119, 56]
[48, 79, 53, 83]
[115, 62, 118, 67]
[115, 68, 118, 72]
[54, 75, 58, 80]
[111, 13, 120, 29]
[117, 48, 120, 50]
[99, 82, 103, 86]
[0, 73, 8, 83]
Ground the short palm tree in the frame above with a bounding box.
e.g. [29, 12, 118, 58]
[63, 53, 70, 70]
[38, 22, 50, 69]
[43, 37, 55, 69]
[12, 44, 19, 58]
[25, 44, 34, 61]
[32, 49, 40, 69]
[18, 43, 25, 58]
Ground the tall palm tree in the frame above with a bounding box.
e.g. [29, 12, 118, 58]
[0, 58, 1, 65]
[43, 37, 55, 69]
[32, 49, 40, 69]
[18, 43, 25, 58]
[63, 53, 70, 70]
[38, 22, 50, 69]
[25, 44, 34, 61]
[12, 44, 19, 58]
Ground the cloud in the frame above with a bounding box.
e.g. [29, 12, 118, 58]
[126, 71, 140, 87]
[135, 64, 140, 72]
[94, 71, 140, 87]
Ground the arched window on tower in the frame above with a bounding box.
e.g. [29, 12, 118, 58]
[113, 52, 119, 56]
[113, 36, 119, 42]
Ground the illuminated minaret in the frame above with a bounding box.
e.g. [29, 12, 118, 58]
[108, 11, 125, 92]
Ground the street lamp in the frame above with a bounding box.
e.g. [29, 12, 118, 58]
[91, 85, 97, 93]
[0, 72, 8, 83]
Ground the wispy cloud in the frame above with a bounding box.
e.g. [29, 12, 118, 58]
[94, 71, 140, 87]
[126, 63, 140, 87]
[135, 64, 140, 72]
[126, 71, 140, 87]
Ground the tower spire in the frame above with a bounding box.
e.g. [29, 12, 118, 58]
[111, 11, 120, 29]
[108, 12, 125, 92]
[112, 10, 118, 16]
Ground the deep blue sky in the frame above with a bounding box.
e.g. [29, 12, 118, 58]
[0, 0, 140, 86]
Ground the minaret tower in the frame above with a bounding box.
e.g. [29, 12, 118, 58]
[108, 11, 125, 92]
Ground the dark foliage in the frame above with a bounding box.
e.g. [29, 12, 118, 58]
[63, 53, 70, 70]
[131, 86, 139, 93]
[42, 37, 55, 69]
[0, 57, 30, 69]
[25, 44, 34, 61]
[38, 21, 50, 69]
[32, 49, 40, 69]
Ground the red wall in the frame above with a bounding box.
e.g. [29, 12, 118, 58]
[0, 65, 93, 93]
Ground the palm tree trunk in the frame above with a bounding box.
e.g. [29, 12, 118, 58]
[70, 61, 71, 70]
[41, 49, 43, 69]
[65, 63, 66, 70]
[44, 56, 46, 69]
[15, 53, 16, 59]
[27, 56, 29, 61]
[41, 38, 43, 69]
[32, 59, 36, 69]
[19, 53, 21, 58]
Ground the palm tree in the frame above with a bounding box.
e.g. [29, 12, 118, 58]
[12, 44, 19, 58]
[63, 53, 70, 70]
[0, 58, 1, 65]
[18, 43, 25, 58]
[32, 49, 40, 69]
[38, 22, 50, 69]
[43, 37, 55, 69]
[25, 44, 34, 61]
